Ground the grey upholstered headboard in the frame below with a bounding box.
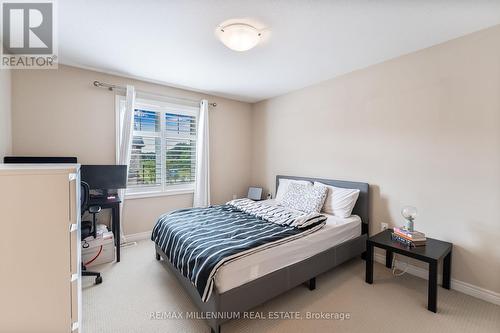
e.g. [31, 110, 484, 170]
[276, 175, 369, 235]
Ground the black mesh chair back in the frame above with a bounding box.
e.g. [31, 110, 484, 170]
[80, 180, 102, 284]
[81, 181, 90, 214]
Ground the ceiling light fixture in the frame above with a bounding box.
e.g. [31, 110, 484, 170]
[218, 23, 262, 52]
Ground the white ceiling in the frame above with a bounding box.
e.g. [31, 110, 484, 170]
[59, 0, 500, 103]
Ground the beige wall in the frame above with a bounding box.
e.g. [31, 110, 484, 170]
[9, 26, 500, 294]
[252, 25, 500, 293]
[11, 65, 253, 235]
[0, 69, 12, 158]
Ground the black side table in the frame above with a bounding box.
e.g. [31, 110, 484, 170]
[365, 229, 452, 313]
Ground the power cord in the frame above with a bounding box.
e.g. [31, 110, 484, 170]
[84, 245, 103, 266]
[392, 254, 409, 276]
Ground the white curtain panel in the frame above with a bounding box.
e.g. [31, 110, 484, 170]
[117, 85, 136, 242]
[193, 100, 210, 207]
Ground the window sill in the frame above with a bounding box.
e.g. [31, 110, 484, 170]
[125, 189, 194, 200]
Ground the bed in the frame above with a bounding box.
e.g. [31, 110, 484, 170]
[153, 175, 369, 333]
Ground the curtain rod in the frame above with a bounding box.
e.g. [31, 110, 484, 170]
[93, 80, 217, 107]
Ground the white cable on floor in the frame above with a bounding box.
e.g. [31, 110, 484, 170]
[120, 241, 137, 248]
[120, 234, 138, 248]
[392, 254, 409, 277]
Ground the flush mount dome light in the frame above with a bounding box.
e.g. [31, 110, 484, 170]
[218, 23, 261, 51]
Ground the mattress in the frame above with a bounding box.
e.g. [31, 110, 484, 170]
[214, 202, 362, 293]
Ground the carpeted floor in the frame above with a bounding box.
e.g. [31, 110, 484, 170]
[82, 240, 500, 333]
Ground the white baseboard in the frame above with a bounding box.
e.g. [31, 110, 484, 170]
[120, 232, 500, 306]
[374, 253, 500, 306]
[124, 231, 151, 243]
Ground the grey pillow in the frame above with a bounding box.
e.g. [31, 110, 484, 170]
[281, 183, 328, 214]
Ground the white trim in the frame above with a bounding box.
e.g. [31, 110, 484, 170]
[160, 111, 167, 192]
[124, 231, 151, 243]
[135, 97, 199, 115]
[115, 95, 198, 195]
[374, 253, 500, 306]
[120, 232, 500, 305]
[125, 188, 194, 200]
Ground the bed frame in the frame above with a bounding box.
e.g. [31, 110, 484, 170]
[154, 175, 369, 333]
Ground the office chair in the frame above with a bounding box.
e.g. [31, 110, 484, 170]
[80, 181, 103, 284]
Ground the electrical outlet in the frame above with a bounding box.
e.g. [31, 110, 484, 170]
[381, 222, 389, 231]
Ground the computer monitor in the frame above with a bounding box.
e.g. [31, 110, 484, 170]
[81, 165, 127, 191]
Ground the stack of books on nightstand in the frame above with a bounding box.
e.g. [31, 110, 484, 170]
[391, 227, 426, 247]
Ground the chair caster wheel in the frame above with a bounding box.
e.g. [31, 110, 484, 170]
[95, 276, 103, 284]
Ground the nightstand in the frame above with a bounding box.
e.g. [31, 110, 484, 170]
[365, 229, 452, 313]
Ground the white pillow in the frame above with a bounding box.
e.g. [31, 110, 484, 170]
[314, 181, 360, 218]
[281, 183, 328, 214]
[275, 178, 311, 201]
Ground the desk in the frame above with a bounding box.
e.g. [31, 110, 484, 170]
[88, 196, 122, 262]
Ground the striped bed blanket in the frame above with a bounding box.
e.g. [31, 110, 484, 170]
[151, 199, 326, 302]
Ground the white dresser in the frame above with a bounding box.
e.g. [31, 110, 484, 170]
[0, 164, 82, 333]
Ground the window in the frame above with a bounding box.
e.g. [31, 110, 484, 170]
[116, 96, 198, 196]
